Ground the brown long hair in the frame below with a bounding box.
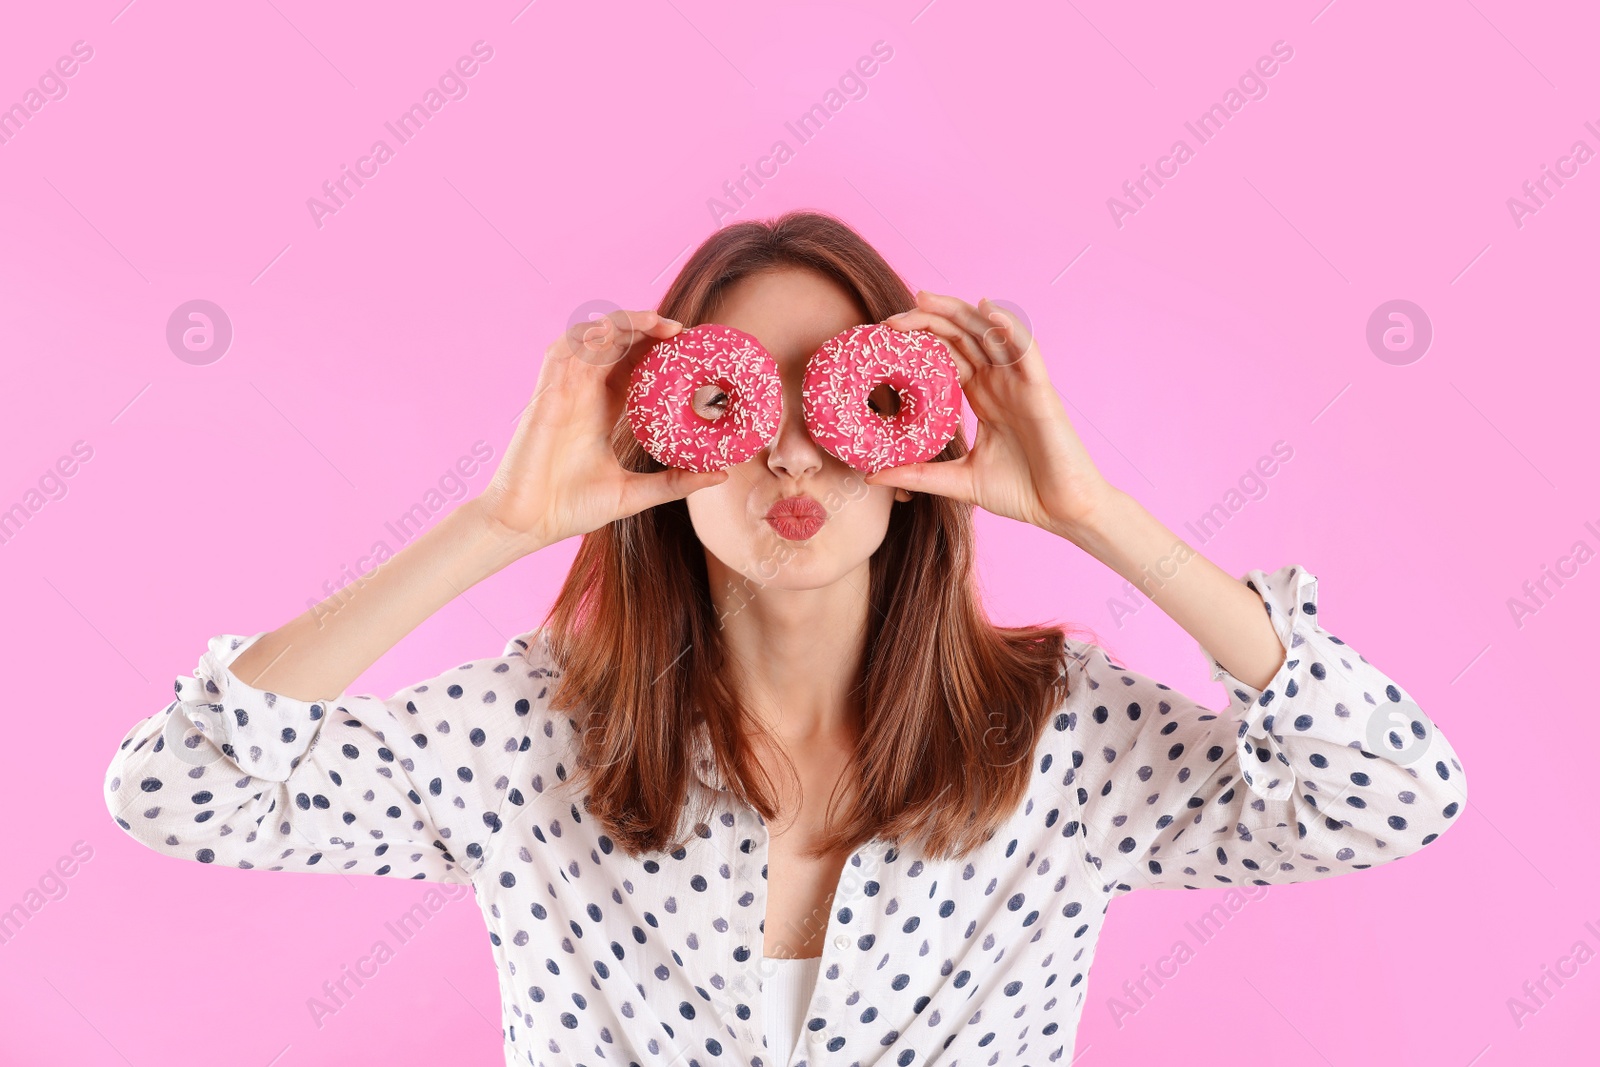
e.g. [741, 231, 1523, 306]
[537, 209, 1087, 862]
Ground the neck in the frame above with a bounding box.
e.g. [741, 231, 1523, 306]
[709, 558, 871, 745]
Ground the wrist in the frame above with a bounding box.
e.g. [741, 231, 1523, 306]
[460, 496, 548, 570]
[1048, 482, 1129, 549]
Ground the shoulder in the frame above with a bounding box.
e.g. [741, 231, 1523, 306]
[502, 627, 552, 666]
[499, 626, 579, 753]
[1041, 633, 1193, 763]
[501, 626, 566, 684]
[1033, 636, 1114, 767]
[1052, 634, 1175, 708]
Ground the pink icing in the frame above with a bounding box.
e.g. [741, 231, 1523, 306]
[801, 323, 963, 473]
[625, 324, 783, 472]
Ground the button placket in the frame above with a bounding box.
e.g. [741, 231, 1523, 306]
[796, 841, 869, 1061]
[738, 805, 770, 1061]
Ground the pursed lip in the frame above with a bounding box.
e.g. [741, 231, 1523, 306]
[764, 495, 827, 521]
[764, 494, 827, 539]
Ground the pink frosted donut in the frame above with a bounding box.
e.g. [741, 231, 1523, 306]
[801, 323, 963, 473]
[625, 323, 783, 472]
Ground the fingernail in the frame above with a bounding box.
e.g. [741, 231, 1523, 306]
[662, 317, 682, 327]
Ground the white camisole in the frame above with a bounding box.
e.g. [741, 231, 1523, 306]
[762, 953, 822, 1062]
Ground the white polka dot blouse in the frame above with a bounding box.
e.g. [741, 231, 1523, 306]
[103, 563, 1469, 1066]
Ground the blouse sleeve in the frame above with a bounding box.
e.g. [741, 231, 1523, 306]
[1057, 564, 1468, 895]
[103, 628, 562, 885]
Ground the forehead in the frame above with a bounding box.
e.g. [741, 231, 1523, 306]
[710, 267, 869, 367]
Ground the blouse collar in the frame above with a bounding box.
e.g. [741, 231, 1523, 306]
[689, 718, 730, 793]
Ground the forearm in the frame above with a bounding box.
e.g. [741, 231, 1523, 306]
[1058, 487, 1286, 691]
[228, 496, 544, 701]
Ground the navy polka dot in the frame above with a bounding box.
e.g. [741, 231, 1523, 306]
[102, 565, 1467, 1065]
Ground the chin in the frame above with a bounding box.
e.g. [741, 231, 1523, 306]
[736, 540, 838, 578]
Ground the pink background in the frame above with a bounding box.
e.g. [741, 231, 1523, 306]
[1, 0, 1592, 1063]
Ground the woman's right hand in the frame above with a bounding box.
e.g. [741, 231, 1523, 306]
[477, 309, 731, 551]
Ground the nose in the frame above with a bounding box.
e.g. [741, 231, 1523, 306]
[765, 384, 826, 480]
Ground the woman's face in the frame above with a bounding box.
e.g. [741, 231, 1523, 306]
[684, 267, 911, 596]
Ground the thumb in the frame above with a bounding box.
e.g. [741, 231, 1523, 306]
[864, 459, 965, 499]
[624, 466, 731, 512]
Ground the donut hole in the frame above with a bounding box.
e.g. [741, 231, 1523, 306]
[866, 381, 903, 418]
[690, 380, 734, 421]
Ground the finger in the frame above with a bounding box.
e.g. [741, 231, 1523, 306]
[611, 308, 684, 352]
[619, 465, 730, 514]
[567, 309, 682, 370]
[976, 298, 1039, 369]
[601, 311, 674, 390]
[885, 308, 980, 365]
[560, 309, 633, 362]
[862, 454, 972, 501]
[884, 313, 976, 382]
[913, 290, 994, 343]
[605, 308, 686, 367]
[920, 291, 1036, 369]
[885, 308, 991, 371]
[595, 310, 690, 392]
[924, 291, 1027, 368]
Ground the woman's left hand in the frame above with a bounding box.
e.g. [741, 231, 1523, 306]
[867, 290, 1117, 539]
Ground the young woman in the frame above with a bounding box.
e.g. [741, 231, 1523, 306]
[105, 211, 1468, 1066]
